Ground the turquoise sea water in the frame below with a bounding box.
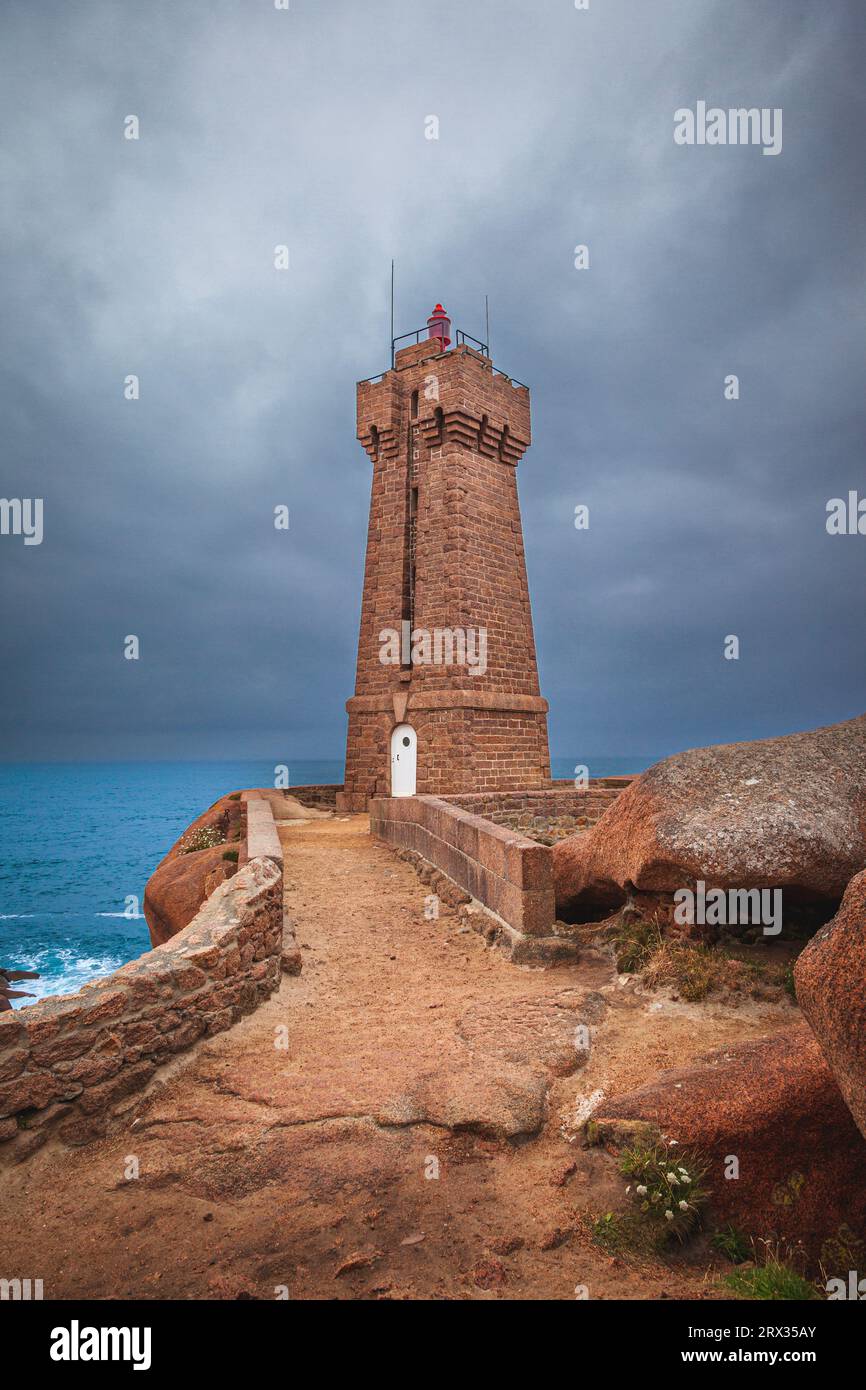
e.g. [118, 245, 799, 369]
[0, 760, 342, 1005]
[0, 755, 650, 1002]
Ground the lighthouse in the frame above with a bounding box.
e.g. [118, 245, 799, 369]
[338, 307, 550, 810]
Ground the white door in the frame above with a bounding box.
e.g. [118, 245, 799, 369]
[390, 723, 417, 797]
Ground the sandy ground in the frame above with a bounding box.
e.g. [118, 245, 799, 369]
[0, 816, 798, 1300]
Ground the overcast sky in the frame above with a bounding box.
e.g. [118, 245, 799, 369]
[1, 0, 863, 766]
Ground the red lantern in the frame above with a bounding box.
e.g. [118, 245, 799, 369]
[426, 303, 451, 350]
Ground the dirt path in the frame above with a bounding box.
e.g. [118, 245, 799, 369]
[1, 816, 797, 1300]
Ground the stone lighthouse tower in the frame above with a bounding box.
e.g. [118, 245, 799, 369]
[338, 305, 550, 810]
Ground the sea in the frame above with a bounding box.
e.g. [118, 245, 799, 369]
[0, 755, 647, 1003]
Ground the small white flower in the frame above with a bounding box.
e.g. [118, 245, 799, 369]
[664, 1209, 674, 1221]
[636, 1185, 648, 1196]
[678, 1200, 689, 1211]
[625, 1185, 631, 1193]
[666, 1172, 679, 1184]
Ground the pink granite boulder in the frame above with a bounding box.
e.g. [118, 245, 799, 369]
[795, 869, 866, 1141]
[589, 1021, 866, 1268]
[554, 715, 866, 922]
[143, 793, 244, 946]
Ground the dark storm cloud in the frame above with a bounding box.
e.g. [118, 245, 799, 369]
[1, 0, 864, 763]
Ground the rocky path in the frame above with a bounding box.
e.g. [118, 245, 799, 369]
[2, 817, 795, 1300]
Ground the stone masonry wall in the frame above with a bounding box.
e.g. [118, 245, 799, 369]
[371, 784, 634, 960]
[285, 784, 340, 810]
[344, 707, 550, 805]
[371, 794, 566, 962]
[444, 779, 633, 841]
[445, 780, 630, 819]
[0, 802, 286, 1165]
[343, 338, 550, 807]
[352, 343, 536, 699]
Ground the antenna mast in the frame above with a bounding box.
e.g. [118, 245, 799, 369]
[390, 260, 395, 364]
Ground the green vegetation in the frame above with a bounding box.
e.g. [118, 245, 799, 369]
[711, 1225, 751, 1264]
[222, 849, 239, 863]
[719, 1236, 822, 1300]
[613, 913, 663, 973]
[589, 1212, 624, 1253]
[723, 1262, 820, 1301]
[820, 1223, 864, 1272]
[619, 1143, 709, 1246]
[588, 1142, 710, 1259]
[644, 941, 717, 1001]
[179, 825, 225, 854]
[613, 908, 802, 1003]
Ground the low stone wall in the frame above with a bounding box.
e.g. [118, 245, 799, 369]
[0, 800, 288, 1165]
[285, 784, 341, 809]
[371, 794, 577, 962]
[244, 794, 284, 861]
[444, 780, 632, 841]
[448, 779, 632, 815]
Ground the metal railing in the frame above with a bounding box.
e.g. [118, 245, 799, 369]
[357, 326, 528, 390]
[389, 324, 488, 365]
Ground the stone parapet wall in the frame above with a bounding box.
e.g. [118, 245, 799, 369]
[244, 793, 284, 862]
[1, 802, 287, 1165]
[445, 779, 632, 821]
[443, 780, 632, 842]
[370, 785, 635, 959]
[370, 795, 560, 952]
[284, 784, 341, 809]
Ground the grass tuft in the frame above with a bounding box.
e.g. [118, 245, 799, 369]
[723, 1262, 820, 1301]
[643, 940, 717, 1001]
[613, 913, 663, 973]
[614, 908, 802, 1003]
[590, 1212, 624, 1253]
[711, 1225, 751, 1264]
[619, 1142, 709, 1246]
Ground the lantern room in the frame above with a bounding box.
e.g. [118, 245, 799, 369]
[426, 303, 451, 350]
